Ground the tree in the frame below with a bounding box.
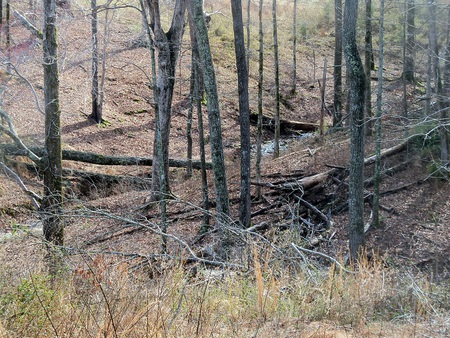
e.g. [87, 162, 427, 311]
[372, 0, 385, 229]
[231, 0, 251, 228]
[333, 0, 343, 127]
[90, 0, 102, 123]
[364, 0, 373, 135]
[190, 0, 231, 251]
[344, 0, 366, 260]
[291, 0, 298, 95]
[146, 0, 188, 200]
[272, 0, 280, 158]
[404, 0, 415, 83]
[255, 0, 264, 201]
[42, 0, 64, 273]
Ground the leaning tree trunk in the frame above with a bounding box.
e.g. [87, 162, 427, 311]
[42, 0, 63, 274]
[344, 0, 366, 261]
[231, 0, 251, 228]
[190, 0, 231, 252]
[333, 0, 343, 127]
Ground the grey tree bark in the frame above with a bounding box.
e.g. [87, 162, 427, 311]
[404, 0, 415, 83]
[42, 0, 64, 273]
[364, 0, 373, 135]
[255, 0, 264, 201]
[272, 0, 280, 158]
[90, 0, 102, 123]
[190, 0, 231, 250]
[333, 0, 343, 127]
[291, 0, 297, 95]
[231, 0, 251, 228]
[146, 0, 188, 200]
[372, 0, 385, 229]
[344, 0, 366, 260]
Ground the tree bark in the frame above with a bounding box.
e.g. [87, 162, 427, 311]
[90, 0, 102, 123]
[190, 0, 230, 251]
[255, 0, 264, 201]
[146, 0, 188, 200]
[364, 0, 373, 135]
[333, 0, 343, 127]
[42, 0, 64, 273]
[231, 0, 251, 228]
[404, 0, 415, 83]
[291, 0, 298, 94]
[272, 0, 281, 158]
[344, 0, 366, 260]
[372, 0, 385, 229]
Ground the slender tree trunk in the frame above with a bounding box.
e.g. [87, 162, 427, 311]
[333, 0, 343, 127]
[188, 6, 210, 231]
[404, 0, 415, 83]
[291, 0, 297, 95]
[190, 0, 230, 251]
[344, 0, 366, 260]
[231, 0, 251, 228]
[5, 0, 10, 71]
[42, 0, 63, 274]
[246, 0, 251, 71]
[440, 6, 450, 167]
[255, 0, 264, 201]
[272, 0, 281, 158]
[90, 0, 102, 123]
[365, 0, 373, 135]
[372, 0, 385, 229]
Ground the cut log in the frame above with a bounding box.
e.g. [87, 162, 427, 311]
[1, 144, 211, 170]
[250, 112, 319, 134]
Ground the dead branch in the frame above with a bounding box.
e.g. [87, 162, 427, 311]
[2, 144, 211, 170]
[13, 11, 43, 39]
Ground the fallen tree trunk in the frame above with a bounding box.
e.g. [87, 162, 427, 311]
[1, 144, 211, 169]
[250, 112, 319, 134]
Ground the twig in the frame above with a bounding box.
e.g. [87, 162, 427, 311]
[291, 243, 353, 274]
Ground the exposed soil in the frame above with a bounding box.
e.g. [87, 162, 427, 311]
[0, 1, 448, 287]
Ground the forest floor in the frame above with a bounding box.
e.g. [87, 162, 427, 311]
[0, 2, 449, 337]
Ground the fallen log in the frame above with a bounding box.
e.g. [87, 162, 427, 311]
[250, 112, 319, 134]
[364, 139, 409, 166]
[1, 144, 211, 170]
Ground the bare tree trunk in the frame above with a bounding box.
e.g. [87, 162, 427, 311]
[246, 0, 251, 71]
[344, 0, 366, 260]
[404, 0, 415, 83]
[90, 0, 102, 123]
[440, 6, 450, 168]
[231, 0, 251, 228]
[272, 0, 281, 158]
[372, 0, 385, 229]
[364, 0, 373, 135]
[333, 0, 343, 127]
[42, 0, 63, 274]
[291, 0, 297, 95]
[190, 0, 230, 252]
[255, 0, 264, 201]
[147, 0, 187, 200]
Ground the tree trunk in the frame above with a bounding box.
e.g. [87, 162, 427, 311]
[372, 0, 385, 229]
[146, 0, 187, 200]
[255, 0, 264, 201]
[42, 0, 64, 274]
[272, 0, 281, 158]
[90, 0, 102, 123]
[231, 0, 251, 228]
[190, 0, 231, 251]
[344, 0, 366, 260]
[364, 0, 373, 135]
[404, 0, 415, 83]
[291, 0, 298, 95]
[333, 0, 343, 127]
[440, 6, 450, 168]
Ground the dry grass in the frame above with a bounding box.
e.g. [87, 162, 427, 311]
[0, 245, 448, 338]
